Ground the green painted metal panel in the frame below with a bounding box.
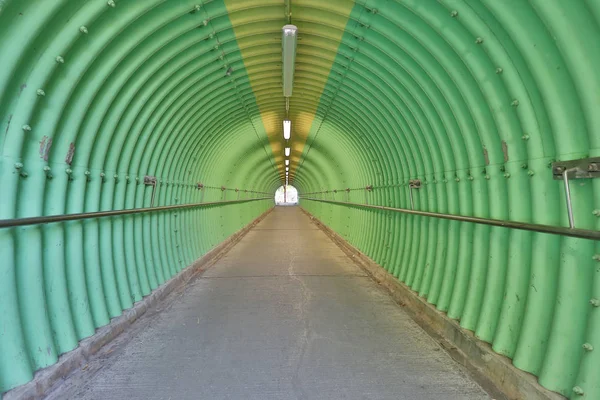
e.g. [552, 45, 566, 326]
[0, 0, 276, 394]
[295, 1, 599, 399]
[1, 1, 599, 399]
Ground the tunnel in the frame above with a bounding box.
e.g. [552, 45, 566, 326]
[0, 0, 599, 399]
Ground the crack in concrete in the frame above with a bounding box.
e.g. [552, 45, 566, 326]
[288, 248, 313, 400]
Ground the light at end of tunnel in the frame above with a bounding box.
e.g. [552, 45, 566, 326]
[285, 159, 289, 166]
[285, 147, 290, 157]
[283, 120, 291, 140]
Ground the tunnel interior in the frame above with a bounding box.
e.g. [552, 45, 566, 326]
[0, 0, 599, 398]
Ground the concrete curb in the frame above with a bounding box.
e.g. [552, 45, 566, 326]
[4, 207, 274, 400]
[301, 207, 564, 400]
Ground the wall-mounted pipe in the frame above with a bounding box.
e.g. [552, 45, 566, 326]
[300, 197, 600, 241]
[0, 198, 271, 229]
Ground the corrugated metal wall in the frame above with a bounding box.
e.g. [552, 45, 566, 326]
[1, 0, 599, 399]
[297, 1, 600, 398]
[0, 0, 277, 393]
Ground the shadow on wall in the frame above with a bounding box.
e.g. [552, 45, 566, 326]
[275, 185, 298, 206]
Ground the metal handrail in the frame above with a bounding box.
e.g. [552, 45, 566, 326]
[0, 198, 272, 229]
[300, 197, 600, 241]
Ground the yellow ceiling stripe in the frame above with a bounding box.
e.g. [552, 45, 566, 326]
[224, 0, 354, 182]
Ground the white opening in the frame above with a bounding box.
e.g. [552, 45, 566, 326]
[274, 185, 298, 205]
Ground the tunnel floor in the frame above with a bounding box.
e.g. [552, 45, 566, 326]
[47, 207, 490, 400]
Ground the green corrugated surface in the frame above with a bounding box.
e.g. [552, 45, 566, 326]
[296, 1, 599, 398]
[0, 0, 275, 393]
[1, 1, 599, 399]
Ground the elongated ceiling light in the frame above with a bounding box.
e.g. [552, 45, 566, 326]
[283, 120, 291, 140]
[282, 25, 298, 97]
[285, 147, 290, 157]
[286, 167, 289, 171]
[285, 159, 289, 166]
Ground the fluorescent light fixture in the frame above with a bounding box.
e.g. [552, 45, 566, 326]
[283, 120, 291, 140]
[285, 159, 289, 166]
[286, 167, 289, 171]
[282, 25, 298, 97]
[285, 147, 290, 157]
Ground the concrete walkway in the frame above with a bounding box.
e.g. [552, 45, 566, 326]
[48, 207, 490, 400]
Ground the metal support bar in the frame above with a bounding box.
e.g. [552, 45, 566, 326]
[299, 197, 600, 241]
[552, 157, 600, 180]
[0, 198, 272, 229]
[563, 169, 575, 229]
[408, 180, 421, 210]
[552, 157, 600, 229]
[284, 0, 291, 23]
[144, 175, 157, 207]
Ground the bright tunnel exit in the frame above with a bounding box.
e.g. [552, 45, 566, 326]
[274, 185, 298, 206]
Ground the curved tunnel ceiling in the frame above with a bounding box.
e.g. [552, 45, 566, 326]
[0, 0, 599, 398]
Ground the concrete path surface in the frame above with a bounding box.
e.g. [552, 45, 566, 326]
[47, 206, 490, 400]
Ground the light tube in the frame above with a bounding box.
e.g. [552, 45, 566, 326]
[285, 147, 290, 157]
[283, 120, 291, 140]
[285, 159, 289, 166]
[282, 25, 298, 97]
